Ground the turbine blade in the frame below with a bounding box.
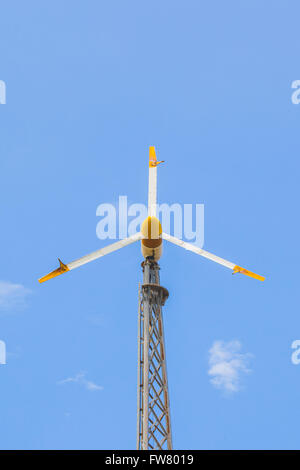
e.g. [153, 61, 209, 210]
[39, 232, 142, 283]
[162, 233, 265, 281]
[148, 146, 158, 217]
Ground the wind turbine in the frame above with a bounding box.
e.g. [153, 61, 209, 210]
[39, 147, 264, 449]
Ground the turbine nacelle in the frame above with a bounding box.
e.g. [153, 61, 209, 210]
[141, 216, 162, 261]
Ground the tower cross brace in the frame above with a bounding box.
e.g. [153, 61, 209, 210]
[137, 257, 172, 450]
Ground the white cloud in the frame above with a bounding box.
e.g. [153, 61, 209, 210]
[57, 371, 103, 392]
[0, 281, 31, 312]
[208, 340, 252, 393]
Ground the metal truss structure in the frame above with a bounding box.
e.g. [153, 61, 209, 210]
[137, 258, 172, 450]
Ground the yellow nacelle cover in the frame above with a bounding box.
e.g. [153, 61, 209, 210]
[141, 216, 163, 260]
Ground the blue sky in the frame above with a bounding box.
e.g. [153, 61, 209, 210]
[0, 0, 300, 450]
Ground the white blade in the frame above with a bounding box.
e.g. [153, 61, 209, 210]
[39, 232, 142, 283]
[68, 232, 142, 270]
[162, 233, 265, 281]
[162, 233, 234, 269]
[148, 147, 157, 217]
[148, 165, 157, 217]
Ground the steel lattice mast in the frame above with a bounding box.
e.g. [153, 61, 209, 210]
[137, 258, 172, 450]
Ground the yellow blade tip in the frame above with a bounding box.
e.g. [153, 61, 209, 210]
[38, 258, 69, 283]
[149, 146, 157, 167]
[233, 265, 265, 282]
